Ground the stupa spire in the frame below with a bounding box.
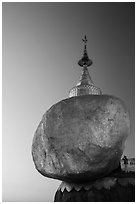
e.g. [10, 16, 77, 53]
[78, 35, 92, 67]
[69, 36, 102, 97]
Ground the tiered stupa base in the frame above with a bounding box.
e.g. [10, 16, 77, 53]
[54, 169, 135, 202]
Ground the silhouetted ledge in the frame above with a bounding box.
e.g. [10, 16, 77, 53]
[54, 169, 135, 202]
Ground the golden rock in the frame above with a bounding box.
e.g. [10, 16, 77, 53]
[32, 95, 130, 183]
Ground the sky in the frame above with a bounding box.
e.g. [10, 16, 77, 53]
[2, 2, 135, 202]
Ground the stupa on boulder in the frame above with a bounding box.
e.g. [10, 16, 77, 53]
[32, 36, 134, 202]
[69, 35, 102, 97]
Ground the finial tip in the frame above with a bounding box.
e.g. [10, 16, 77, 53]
[82, 35, 87, 44]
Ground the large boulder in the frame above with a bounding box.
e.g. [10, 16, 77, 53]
[32, 95, 130, 183]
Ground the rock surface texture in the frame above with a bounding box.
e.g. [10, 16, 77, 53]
[32, 95, 130, 183]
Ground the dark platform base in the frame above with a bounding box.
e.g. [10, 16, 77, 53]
[54, 170, 135, 202]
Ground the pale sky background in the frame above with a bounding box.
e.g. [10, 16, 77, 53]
[2, 2, 135, 202]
